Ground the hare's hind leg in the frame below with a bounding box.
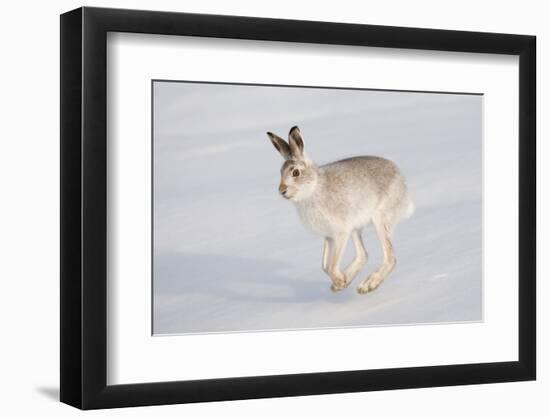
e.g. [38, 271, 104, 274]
[357, 218, 396, 294]
[344, 230, 368, 285]
[323, 233, 350, 292]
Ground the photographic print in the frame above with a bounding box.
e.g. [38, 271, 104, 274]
[152, 80, 482, 335]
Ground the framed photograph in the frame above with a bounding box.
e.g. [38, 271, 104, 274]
[60, 6, 536, 409]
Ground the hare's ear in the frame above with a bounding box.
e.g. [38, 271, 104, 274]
[267, 132, 291, 160]
[288, 126, 305, 159]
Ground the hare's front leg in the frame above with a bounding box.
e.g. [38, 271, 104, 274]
[324, 233, 350, 292]
[357, 218, 396, 294]
[344, 230, 368, 285]
[321, 238, 330, 274]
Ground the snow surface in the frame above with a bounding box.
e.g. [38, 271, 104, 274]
[152, 81, 482, 335]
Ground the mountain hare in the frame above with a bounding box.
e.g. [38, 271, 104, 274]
[268, 126, 414, 294]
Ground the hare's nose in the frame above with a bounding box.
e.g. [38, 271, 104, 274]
[279, 184, 288, 195]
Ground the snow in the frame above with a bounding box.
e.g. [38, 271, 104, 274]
[152, 81, 482, 335]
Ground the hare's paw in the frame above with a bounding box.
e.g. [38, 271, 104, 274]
[330, 278, 348, 292]
[357, 274, 383, 294]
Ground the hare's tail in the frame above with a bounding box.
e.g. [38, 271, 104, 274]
[404, 198, 415, 219]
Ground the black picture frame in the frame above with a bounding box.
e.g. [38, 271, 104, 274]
[60, 6, 536, 410]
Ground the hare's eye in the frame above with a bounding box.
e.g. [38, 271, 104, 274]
[292, 169, 300, 177]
